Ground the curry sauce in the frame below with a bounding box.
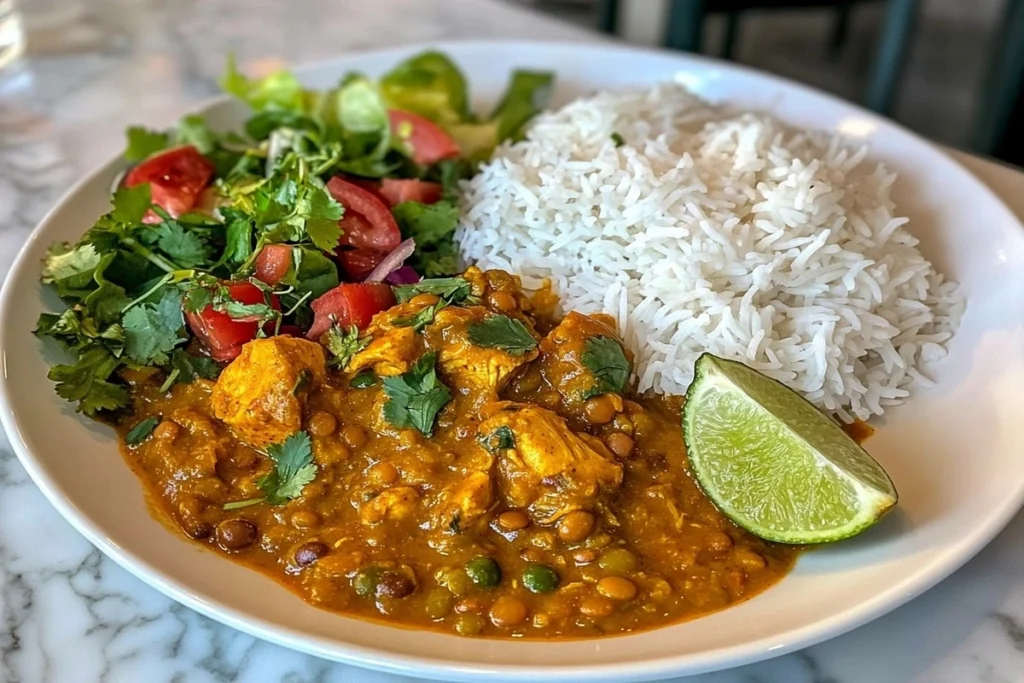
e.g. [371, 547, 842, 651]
[118, 268, 796, 638]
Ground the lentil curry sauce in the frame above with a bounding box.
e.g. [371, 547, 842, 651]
[119, 268, 796, 638]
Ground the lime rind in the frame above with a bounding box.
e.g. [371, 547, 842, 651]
[683, 353, 897, 545]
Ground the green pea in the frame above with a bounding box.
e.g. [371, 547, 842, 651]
[350, 370, 377, 389]
[444, 568, 471, 596]
[597, 548, 637, 575]
[465, 556, 502, 589]
[352, 565, 381, 597]
[425, 587, 455, 619]
[454, 613, 485, 636]
[521, 564, 559, 593]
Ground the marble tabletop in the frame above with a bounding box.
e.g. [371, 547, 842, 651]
[1, 0, 1022, 681]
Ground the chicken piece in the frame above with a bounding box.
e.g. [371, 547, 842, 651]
[211, 337, 326, 449]
[427, 306, 539, 395]
[521, 312, 632, 419]
[347, 325, 420, 377]
[478, 403, 623, 525]
[432, 470, 494, 534]
[360, 486, 419, 525]
[346, 302, 427, 377]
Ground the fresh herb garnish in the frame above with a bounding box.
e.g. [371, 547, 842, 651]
[125, 416, 161, 445]
[393, 277, 471, 304]
[467, 314, 537, 356]
[582, 336, 631, 398]
[610, 132, 625, 147]
[381, 351, 451, 436]
[122, 289, 187, 365]
[392, 200, 461, 278]
[393, 299, 447, 332]
[350, 369, 377, 389]
[224, 431, 317, 510]
[324, 323, 369, 369]
[479, 425, 515, 454]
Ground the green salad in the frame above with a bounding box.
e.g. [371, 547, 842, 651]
[35, 50, 553, 416]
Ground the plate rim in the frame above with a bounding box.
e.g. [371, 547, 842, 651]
[3, 38, 1024, 682]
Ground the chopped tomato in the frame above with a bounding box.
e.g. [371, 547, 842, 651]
[327, 176, 402, 252]
[254, 244, 293, 285]
[388, 110, 460, 165]
[338, 248, 386, 281]
[124, 146, 215, 224]
[306, 283, 396, 341]
[379, 178, 443, 206]
[185, 281, 280, 362]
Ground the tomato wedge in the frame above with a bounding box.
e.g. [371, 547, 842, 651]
[388, 110, 461, 165]
[185, 281, 281, 362]
[326, 176, 402, 252]
[124, 146, 215, 224]
[337, 248, 386, 281]
[306, 283, 396, 341]
[379, 178, 443, 207]
[254, 244, 294, 285]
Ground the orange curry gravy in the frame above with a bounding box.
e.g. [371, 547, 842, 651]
[117, 268, 796, 638]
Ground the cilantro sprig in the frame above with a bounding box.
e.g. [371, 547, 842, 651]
[381, 351, 452, 436]
[582, 336, 631, 398]
[223, 431, 317, 509]
[467, 314, 537, 356]
[324, 322, 370, 369]
[393, 277, 471, 304]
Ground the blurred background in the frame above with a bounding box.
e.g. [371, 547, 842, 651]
[507, 0, 1022, 164]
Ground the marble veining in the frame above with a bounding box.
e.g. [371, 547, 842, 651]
[0, 0, 1022, 681]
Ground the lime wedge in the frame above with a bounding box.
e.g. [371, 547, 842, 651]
[683, 353, 897, 544]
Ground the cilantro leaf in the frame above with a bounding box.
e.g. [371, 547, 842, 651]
[479, 425, 515, 454]
[290, 247, 339, 300]
[582, 336, 631, 398]
[393, 277, 470, 304]
[124, 127, 170, 162]
[110, 184, 153, 225]
[467, 315, 537, 356]
[258, 431, 317, 505]
[169, 348, 222, 383]
[381, 351, 451, 436]
[392, 200, 461, 278]
[324, 323, 369, 369]
[41, 243, 102, 299]
[393, 300, 446, 333]
[301, 184, 343, 252]
[611, 132, 625, 147]
[46, 346, 129, 415]
[125, 416, 160, 445]
[154, 221, 209, 269]
[122, 289, 186, 365]
[216, 209, 255, 269]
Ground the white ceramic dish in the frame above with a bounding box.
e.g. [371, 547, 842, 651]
[2, 41, 1024, 682]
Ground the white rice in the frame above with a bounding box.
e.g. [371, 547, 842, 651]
[455, 81, 964, 421]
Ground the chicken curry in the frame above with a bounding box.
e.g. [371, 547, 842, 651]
[119, 268, 797, 638]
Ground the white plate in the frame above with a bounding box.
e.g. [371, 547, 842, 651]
[2, 41, 1024, 682]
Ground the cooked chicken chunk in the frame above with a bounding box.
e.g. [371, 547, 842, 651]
[211, 337, 326, 449]
[360, 486, 419, 525]
[346, 301, 428, 377]
[427, 306, 539, 395]
[432, 470, 494, 533]
[478, 403, 623, 525]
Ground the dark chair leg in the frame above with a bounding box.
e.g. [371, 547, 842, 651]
[865, 0, 921, 115]
[597, 0, 619, 34]
[974, 0, 1024, 157]
[829, 2, 853, 57]
[722, 11, 741, 60]
[665, 0, 708, 53]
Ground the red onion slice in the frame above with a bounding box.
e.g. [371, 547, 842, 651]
[385, 266, 421, 285]
[365, 238, 416, 283]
